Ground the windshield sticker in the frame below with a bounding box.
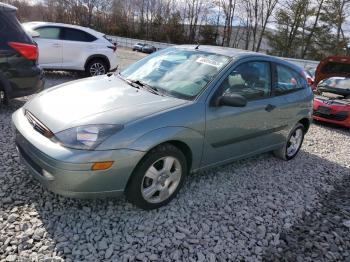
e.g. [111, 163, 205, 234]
[196, 57, 222, 68]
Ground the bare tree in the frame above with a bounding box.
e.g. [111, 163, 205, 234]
[220, 0, 237, 46]
[255, 0, 279, 51]
[186, 0, 205, 43]
[323, 0, 350, 54]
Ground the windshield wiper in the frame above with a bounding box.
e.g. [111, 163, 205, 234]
[118, 74, 165, 96]
[117, 73, 137, 87]
[127, 79, 164, 96]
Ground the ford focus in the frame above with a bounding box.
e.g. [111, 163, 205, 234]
[12, 46, 313, 209]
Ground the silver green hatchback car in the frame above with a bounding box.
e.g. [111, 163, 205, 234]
[12, 45, 313, 209]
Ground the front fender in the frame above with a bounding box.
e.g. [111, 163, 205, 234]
[128, 126, 204, 171]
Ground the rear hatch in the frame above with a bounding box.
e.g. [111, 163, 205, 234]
[0, 3, 38, 61]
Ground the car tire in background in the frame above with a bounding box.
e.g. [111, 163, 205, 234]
[85, 58, 108, 77]
[273, 123, 305, 161]
[125, 143, 187, 210]
[0, 88, 6, 107]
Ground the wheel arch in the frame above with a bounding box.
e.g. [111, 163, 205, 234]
[124, 140, 193, 192]
[164, 140, 193, 171]
[298, 118, 311, 132]
[84, 54, 110, 71]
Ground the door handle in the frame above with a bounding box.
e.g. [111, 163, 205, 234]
[52, 43, 61, 47]
[265, 104, 276, 112]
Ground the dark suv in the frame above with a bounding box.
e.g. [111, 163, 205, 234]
[0, 3, 44, 105]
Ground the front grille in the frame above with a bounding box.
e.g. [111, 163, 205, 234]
[313, 111, 349, 121]
[25, 110, 54, 138]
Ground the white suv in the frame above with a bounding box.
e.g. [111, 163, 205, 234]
[23, 22, 118, 76]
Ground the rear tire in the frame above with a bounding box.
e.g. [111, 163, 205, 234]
[273, 123, 305, 161]
[0, 89, 8, 107]
[85, 59, 108, 77]
[125, 143, 187, 210]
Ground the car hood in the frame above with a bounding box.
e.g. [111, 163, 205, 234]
[315, 56, 350, 86]
[24, 75, 187, 133]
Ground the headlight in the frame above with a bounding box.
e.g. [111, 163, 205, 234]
[53, 124, 123, 150]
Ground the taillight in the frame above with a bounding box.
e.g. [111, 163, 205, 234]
[306, 77, 313, 85]
[8, 42, 38, 61]
[302, 70, 315, 89]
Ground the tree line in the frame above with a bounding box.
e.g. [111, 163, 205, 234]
[4, 0, 350, 60]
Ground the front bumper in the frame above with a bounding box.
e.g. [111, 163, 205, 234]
[12, 108, 145, 198]
[8, 66, 45, 99]
[109, 54, 118, 72]
[313, 99, 350, 128]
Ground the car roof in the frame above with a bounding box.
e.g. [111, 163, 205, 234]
[0, 2, 17, 11]
[22, 21, 105, 38]
[176, 45, 257, 58]
[175, 45, 302, 70]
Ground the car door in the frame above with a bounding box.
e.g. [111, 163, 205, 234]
[202, 59, 287, 167]
[61, 27, 97, 70]
[34, 26, 63, 68]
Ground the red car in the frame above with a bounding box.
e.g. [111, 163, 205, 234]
[312, 56, 350, 128]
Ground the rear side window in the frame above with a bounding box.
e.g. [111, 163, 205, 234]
[275, 64, 306, 95]
[0, 11, 32, 44]
[62, 28, 97, 42]
[35, 27, 61, 39]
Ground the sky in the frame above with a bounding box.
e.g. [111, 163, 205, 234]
[25, 0, 350, 37]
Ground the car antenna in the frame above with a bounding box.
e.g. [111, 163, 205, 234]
[195, 42, 200, 50]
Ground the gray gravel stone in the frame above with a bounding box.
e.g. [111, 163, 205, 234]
[343, 220, 350, 228]
[174, 232, 186, 240]
[104, 246, 113, 259]
[98, 239, 108, 250]
[5, 255, 17, 262]
[197, 252, 205, 262]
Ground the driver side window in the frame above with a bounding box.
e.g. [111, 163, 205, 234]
[221, 61, 271, 100]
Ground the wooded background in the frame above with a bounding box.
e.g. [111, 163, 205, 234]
[4, 0, 350, 60]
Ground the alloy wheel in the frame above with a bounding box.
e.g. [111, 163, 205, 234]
[89, 63, 106, 76]
[141, 156, 182, 204]
[286, 128, 303, 157]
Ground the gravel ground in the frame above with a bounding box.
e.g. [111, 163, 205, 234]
[0, 48, 350, 261]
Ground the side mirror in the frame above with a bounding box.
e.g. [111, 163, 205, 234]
[215, 93, 247, 107]
[27, 29, 40, 38]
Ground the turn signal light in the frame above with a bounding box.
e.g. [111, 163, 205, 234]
[91, 161, 114, 171]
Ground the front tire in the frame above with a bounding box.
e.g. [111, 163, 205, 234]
[85, 59, 108, 77]
[273, 123, 305, 160]
[125, 143, 187, 210]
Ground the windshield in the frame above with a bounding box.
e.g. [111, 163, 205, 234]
[120, 47, 231, 100]
[306, 68, 316, 78]
[318, 77, 350, 97]
[319, 77, 350, 89]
